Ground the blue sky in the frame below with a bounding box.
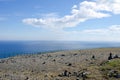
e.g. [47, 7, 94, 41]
[0, 0, 120, 41]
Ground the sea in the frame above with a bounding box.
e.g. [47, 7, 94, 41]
[0, 41, 120, 58]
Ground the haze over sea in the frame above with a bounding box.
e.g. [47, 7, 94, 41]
[0, 41, 120, 58]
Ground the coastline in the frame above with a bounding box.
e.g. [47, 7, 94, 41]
[0, 48, 120, 80]
[1, 40, 120, 58]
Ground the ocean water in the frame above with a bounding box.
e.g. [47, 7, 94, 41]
[0, 41, 120, 58]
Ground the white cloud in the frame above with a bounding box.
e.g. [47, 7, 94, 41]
[59, 25, 120, 41]
[72, 5, 77, 9]
[96, 0, 120, 14]
[82, 25, 120, 34]
[23, 0, 120, 31]
[83, 29, 107, 34]
[109, 25, 120, 32]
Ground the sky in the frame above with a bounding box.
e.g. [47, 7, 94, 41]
[0, 0, 120, 41]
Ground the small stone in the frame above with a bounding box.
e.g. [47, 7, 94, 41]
[42, 62, 46, 64]
[25, 77, 29, 80]
[61, 54, 65, 56]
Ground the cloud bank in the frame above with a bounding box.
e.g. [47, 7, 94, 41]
[23, 0, 120, 30]
[83, 25, 120, 34]
[61, 25, 120, 41]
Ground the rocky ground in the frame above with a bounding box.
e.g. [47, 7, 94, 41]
[0, 48, 120, 80]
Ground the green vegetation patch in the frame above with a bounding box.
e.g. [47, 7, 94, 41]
[107, 59, 120, 68]
[101, 59, 120, 71]
[100, 59, 120, 79]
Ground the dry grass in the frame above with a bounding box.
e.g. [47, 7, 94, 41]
[0, 48, 120, 80]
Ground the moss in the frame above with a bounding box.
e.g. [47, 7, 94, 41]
[100, 59, 120, 79]
[107, 59, 120, 68]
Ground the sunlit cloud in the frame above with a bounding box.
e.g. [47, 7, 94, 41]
[23, 0, 120, 30]
[82, 25, 120, 34]
[22, 0, 120, 41]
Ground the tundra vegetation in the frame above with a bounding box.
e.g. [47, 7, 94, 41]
[0, 48, 120, 80]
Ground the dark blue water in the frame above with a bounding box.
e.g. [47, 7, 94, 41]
[0, 41, 120, 58]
